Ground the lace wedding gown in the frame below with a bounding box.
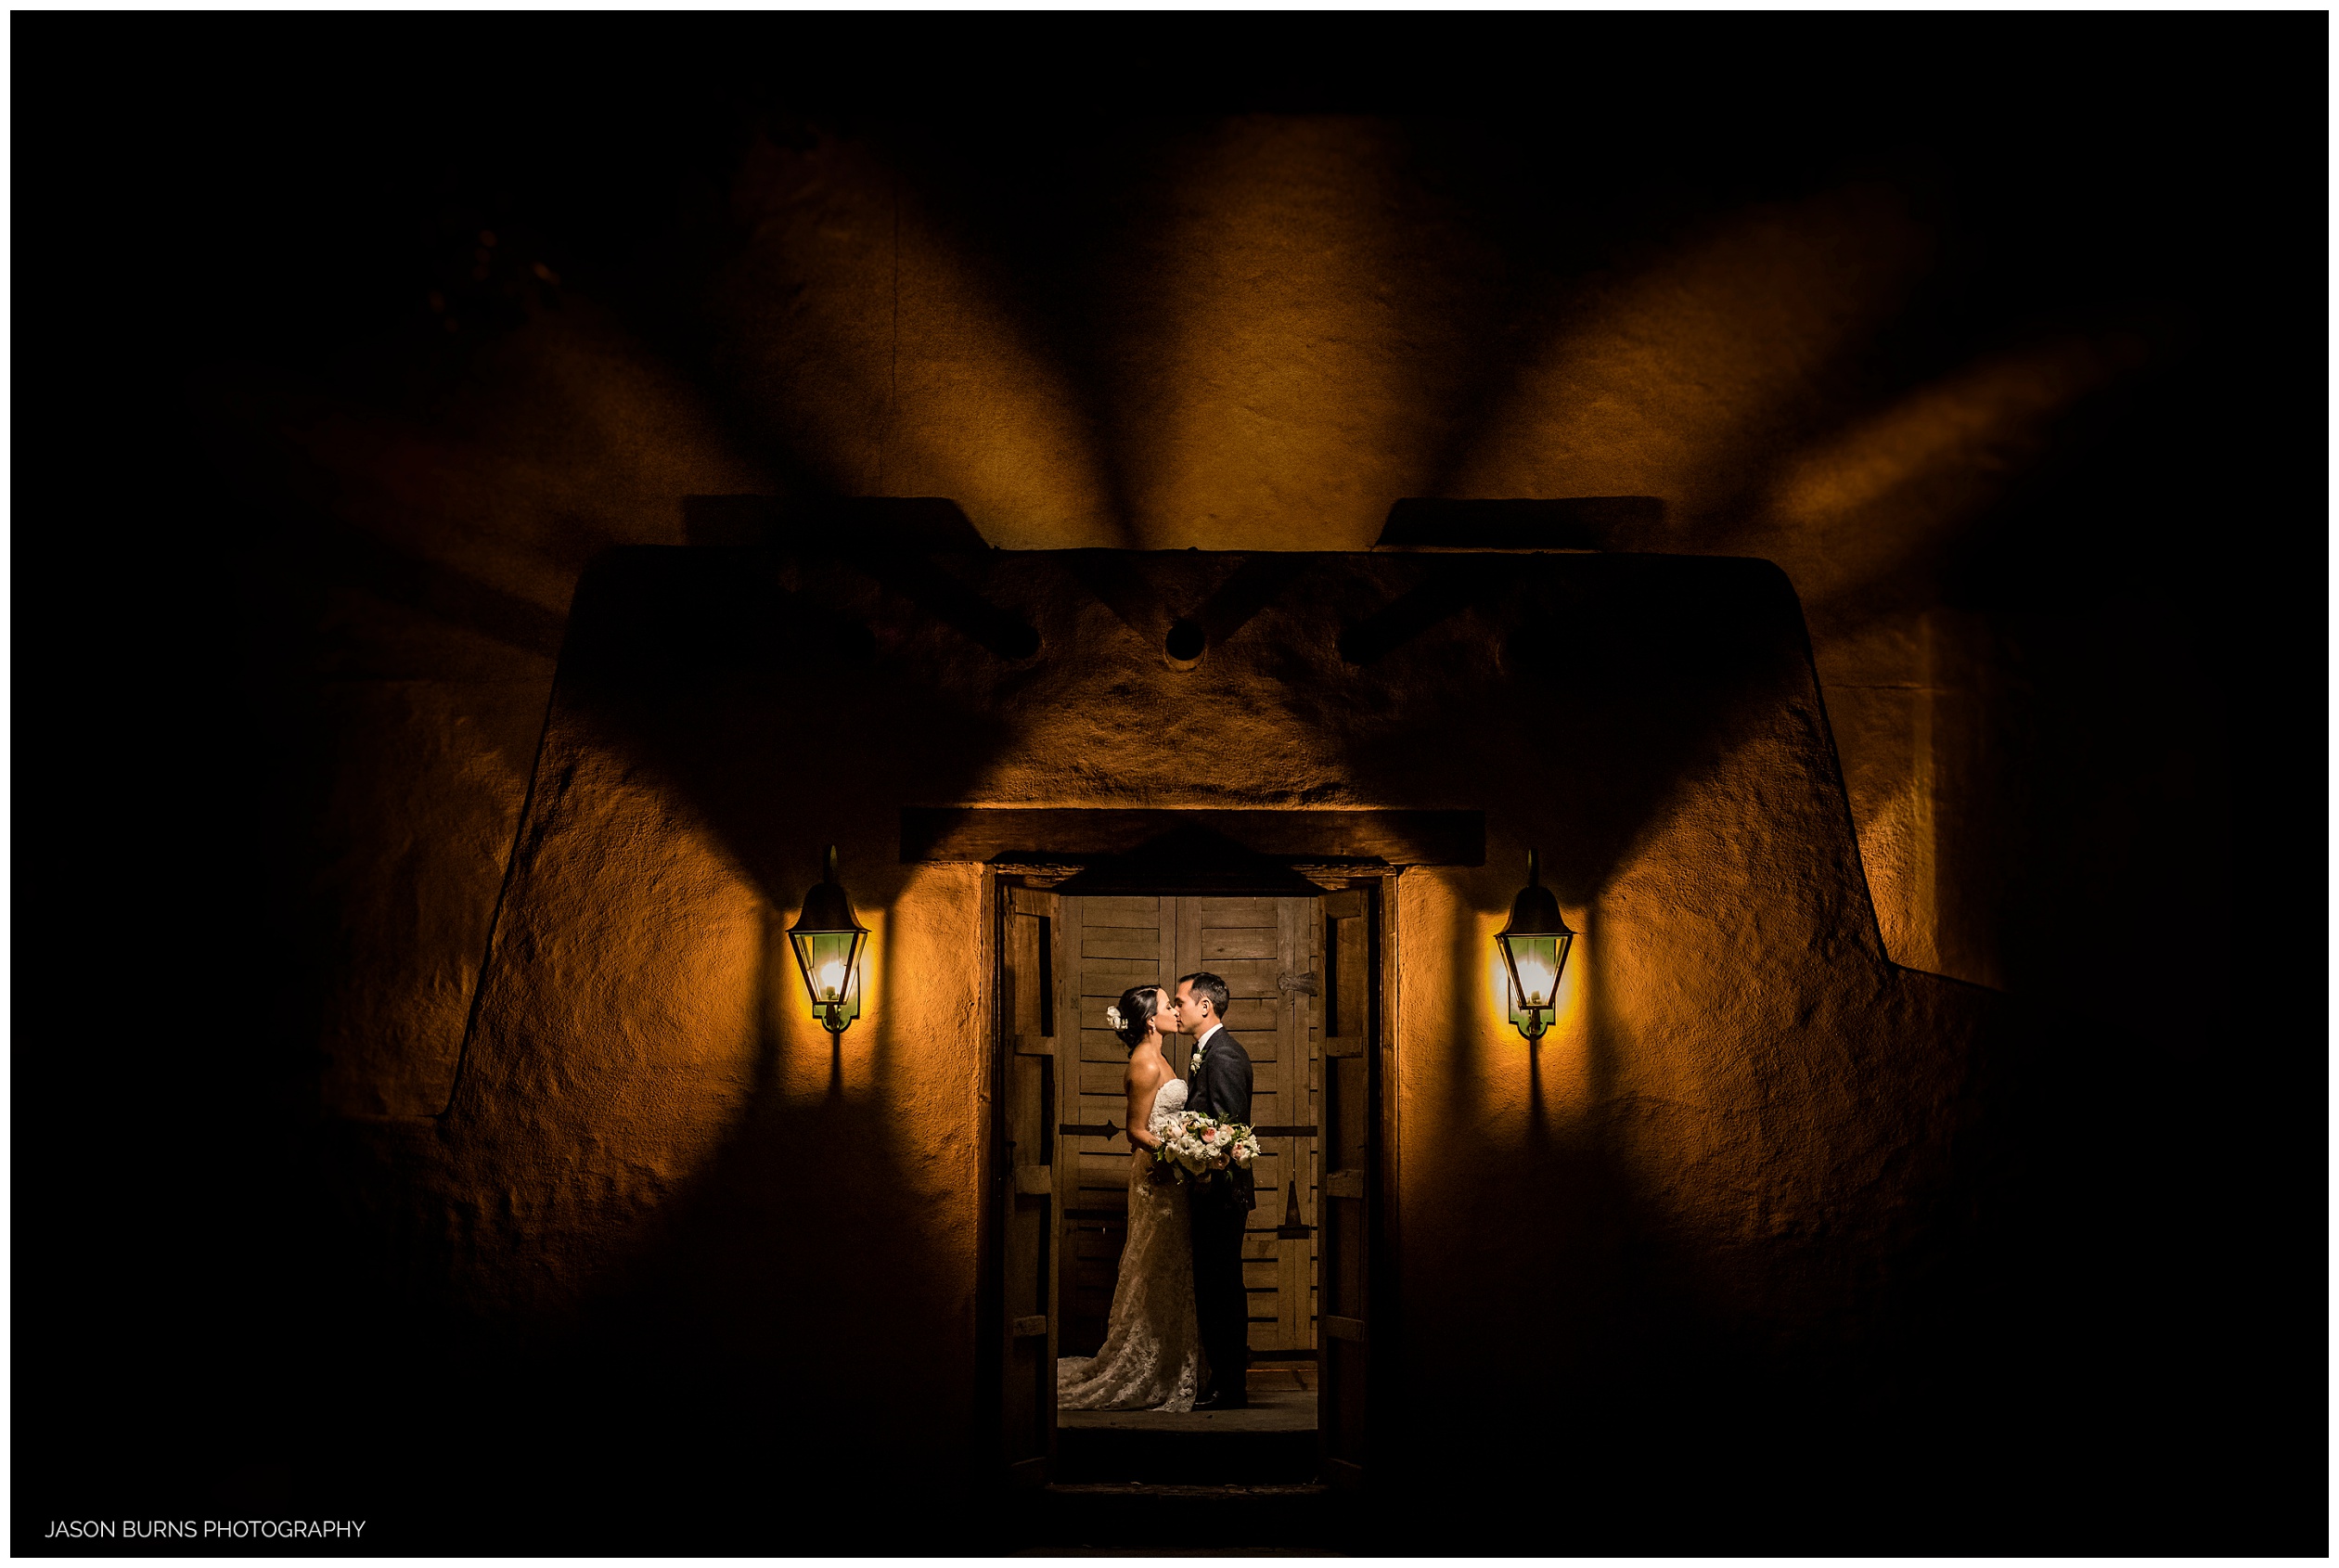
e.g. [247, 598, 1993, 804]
[1058, 1076, 1210, 1411]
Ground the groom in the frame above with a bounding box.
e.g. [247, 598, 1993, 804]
[1175, 970, 1253, 1409]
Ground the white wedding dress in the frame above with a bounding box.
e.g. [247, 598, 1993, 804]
[1058, 1075, 1210, 1411]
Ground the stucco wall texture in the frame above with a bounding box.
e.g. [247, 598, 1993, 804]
[224, 113, 2226, 1138]
[121, 73, 2302, 1547]
[325, 544, 2001, 1500]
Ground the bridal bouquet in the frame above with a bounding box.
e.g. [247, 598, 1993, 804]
[1151, 1111, 1261, 1181]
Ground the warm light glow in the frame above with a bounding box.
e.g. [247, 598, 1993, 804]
[1130, 117, 1438, 549]
[727, 135, 1119, 546]
[1450, 186, 1930, 510]
[1492, 848, 1575, 1045]
[1498, 928, 1571, 1040]
[1510, 943, 1559, 1009]
[1486, 922, 1585, 1045]
[1758, 335, 2143, 614]
[788, 919, 866, 1034]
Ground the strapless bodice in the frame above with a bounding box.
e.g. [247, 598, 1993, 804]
[1149, 1077, 1189, 1138]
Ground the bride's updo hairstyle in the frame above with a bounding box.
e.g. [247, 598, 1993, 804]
[1111, 984, 1165, 1053]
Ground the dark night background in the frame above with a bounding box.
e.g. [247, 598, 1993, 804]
[11, 15, 2327, 1555]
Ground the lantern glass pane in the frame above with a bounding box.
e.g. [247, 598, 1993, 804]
[791, 929, 865, 1024]
[1504, 933, 1561, 1010]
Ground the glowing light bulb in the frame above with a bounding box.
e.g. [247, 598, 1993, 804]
[1514, 951, 1557, 1009]
[816, 958, 848, 1002]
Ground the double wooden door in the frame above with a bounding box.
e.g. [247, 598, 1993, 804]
[992, 877, 1382, 1489]
[1056, 894, 1320, 1362]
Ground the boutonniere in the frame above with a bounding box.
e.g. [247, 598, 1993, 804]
[1190, 1038, 1209, 1074]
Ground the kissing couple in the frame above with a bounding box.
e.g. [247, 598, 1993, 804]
[1058, 972, 1254, 1413]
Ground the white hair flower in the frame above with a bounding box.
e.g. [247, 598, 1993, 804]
[1103, 1004, 1125, 1030]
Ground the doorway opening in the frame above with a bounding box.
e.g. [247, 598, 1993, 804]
[987, 865, 1389, 1491]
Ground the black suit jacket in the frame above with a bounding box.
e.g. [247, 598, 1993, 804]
[1187, 1026, 1255, 1211]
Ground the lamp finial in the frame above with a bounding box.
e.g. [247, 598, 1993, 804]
[825, 843, 840, 884]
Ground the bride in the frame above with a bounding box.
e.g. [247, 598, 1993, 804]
[1058, 983, 1210, 1411]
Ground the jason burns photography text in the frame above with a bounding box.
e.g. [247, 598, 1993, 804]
[45, 1520, 367, 1540]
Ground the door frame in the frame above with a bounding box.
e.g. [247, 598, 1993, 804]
[1315, 870, 1400, 1491]
[979, 874, 1065, 1488]
[973, 868, 1013, 1482]
[975, 859, 1404, 1489]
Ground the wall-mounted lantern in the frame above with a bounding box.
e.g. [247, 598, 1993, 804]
[1496, 849, 1574, 1042]
[789, 843, 868, 1035]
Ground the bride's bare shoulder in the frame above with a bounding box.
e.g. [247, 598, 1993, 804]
[1125, 1052, 1171, 1089]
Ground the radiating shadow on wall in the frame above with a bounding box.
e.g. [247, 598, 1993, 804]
[1395, 966, 2258, 1555]
[1328, 550, 1823, 908]
[323, 545, 1884, 1547]
[374, 546, 1027, 1541]
[550, 545, 1022, 904]
[550, 930, 962, 1519]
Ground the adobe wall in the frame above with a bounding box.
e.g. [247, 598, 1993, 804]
[323, 544, 1997, 1501]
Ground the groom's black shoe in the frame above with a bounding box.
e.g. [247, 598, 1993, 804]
[1193, 1387, 1248, 1411]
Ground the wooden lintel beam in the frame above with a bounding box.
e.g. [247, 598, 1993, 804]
[901, 808, 1483, 867]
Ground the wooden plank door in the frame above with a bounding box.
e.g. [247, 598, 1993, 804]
[1174, 897, 1316, 1361]
[1317, 885, 1376, 1487]
[996, 882, 1060, 1485]
[1055, 894, 1172, 1356]
[1277, 896, 1323, 1368]
[1052, 895, 1321, 1369]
